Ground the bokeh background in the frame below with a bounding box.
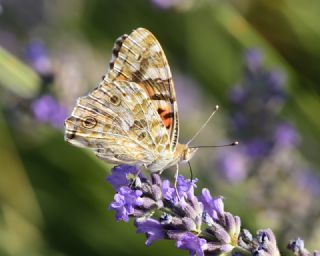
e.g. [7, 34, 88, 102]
[1, 0, 320, 255]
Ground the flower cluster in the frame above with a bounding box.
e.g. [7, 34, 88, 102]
[215, 48, 320, 248]
[105, 165, 302, 256]
[217, 48, 297, 182]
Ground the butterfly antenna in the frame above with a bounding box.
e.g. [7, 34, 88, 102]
[189, 141, 239, 149]
[187, 105, 219, 145]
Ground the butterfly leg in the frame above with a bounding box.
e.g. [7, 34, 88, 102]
[129, 168, 142, 188]
[174, 164, 180, 200]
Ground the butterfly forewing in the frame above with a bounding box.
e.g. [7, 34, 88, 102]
[105, 28, 179, 152]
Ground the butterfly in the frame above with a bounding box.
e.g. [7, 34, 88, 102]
[64, 28, 222, 179]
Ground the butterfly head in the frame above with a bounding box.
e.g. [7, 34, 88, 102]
[176, 144, 198, 163]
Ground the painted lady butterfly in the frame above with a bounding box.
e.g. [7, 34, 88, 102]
[64, 28, 203, 177]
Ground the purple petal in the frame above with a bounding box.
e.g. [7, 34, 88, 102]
[274, 122, 300, 148]
[177, 175, 198, 199]
[106, 165, 140, 191]
[109, 187, 142, 222]
[198, 189, 224, 220]
[135, 218, 165, 246]
[176, 232, 207, 256]
[162, 179, 176, 201]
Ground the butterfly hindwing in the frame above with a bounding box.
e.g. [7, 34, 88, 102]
[65, 80, 170, 165]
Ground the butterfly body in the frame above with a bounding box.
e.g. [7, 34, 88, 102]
[65, 28, 198, 172]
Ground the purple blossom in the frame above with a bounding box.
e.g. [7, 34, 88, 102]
[151, 0, 177, 9]
[229, 86, 247, 104]
[245, 48, 263, 73]
[25, 40, 53, 78]
[135, 218, 165, 246]
[177, 175, 198, 199]
[31, 94, 67, 128]
[106, 165, 140, 191]
[288, 237, 305, 253]
[245, 138, 270, 158]
[267, 70, 286, 91]
[198, 188, 224, 220]
[176, 232, 207, 256]
[219, 48, 292, 184]
[274, 122, 300, 148]
[109, 186, 143, 222]
[217, 150, 249, 183]
[161, 175, 197, 203]
[162, 179, 176, 201]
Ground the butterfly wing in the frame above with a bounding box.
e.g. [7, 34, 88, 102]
[105, 28, 179, 152]
[65, 80, 170, 166]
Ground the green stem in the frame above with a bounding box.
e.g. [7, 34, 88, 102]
[232, 246, 252, 256]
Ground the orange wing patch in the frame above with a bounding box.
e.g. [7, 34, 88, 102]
[157, 107, 174, 130]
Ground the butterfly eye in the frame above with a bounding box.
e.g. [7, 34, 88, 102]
[82, 116, 97, 129]
[109, 95, 121, 106]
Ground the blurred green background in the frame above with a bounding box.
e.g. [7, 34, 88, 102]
[1, 0, 320, 255]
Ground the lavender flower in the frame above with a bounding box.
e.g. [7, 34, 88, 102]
[288, 238, 320, 256]
[106, 165, 320, 255]
[218, 48, 320, 246]
[31, 94, 67, 128]
[237, 229, 280, 255]
[109, 187, 143, 222]
[25, 40, 54, 84]
[198, 188, 224, 220]
[274, 122, 300, 148]
[135, 218, 165, 246]
[218, 48, 294, 182]
[106, 165, 242, 255]
[176, 232, 207, 256]
[106, 165, 140, 191]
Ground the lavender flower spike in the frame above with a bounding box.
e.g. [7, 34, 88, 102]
[106, 165, 246, 255]
[105, 165, 319, 255]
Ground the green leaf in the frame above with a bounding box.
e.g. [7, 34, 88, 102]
[0, 46, 40, 98]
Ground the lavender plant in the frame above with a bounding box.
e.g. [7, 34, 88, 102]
[215, 48, 320, 248]
[106, 165, 318, 255]
[217, 48, 294, 182]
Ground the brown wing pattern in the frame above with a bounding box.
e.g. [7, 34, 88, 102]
[104, 28, 179, 152]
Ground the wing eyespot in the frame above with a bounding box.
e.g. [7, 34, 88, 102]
[82, 116, 97, 129]
[109, 95, 121, 106]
